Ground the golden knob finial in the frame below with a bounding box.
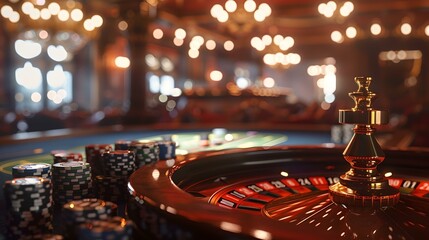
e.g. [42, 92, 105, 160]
[329, 76, 399, 209]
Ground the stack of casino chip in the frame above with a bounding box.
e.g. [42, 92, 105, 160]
[102, 150, 136, 177]
[77, 216, 133, 240]
[61, 198, 117, 239]
[3, 177, 53, 239]
[94, 150, 135, 203]
[85, 144, 113, 178]
[94, 175, 129, 203]
[157, 140, 176, 160]
[12, 163, 51, 179]
[53, 152, 83, 164]
[129, 141, 160, 168]
[51, 162, 92, 207]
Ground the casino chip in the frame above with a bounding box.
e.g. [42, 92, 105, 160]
[3, 177, 53, 239]
[157, 140, 176, 160]
[12, 163, 51, 179]
[94, 175, 129, 204]
[77, 216, 133, 240]
[114, 140, 133, 150]
[61, 198, 118, 239]
[85, 144, 113, 178]
[129, 141, 160, 167]
[53, 152, 83, 164]
[51, 162, 92, 207]
[102, 150, 136, 177]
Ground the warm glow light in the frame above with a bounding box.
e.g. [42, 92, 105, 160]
[224, 40, 234, 51]
[263, 77, 275, 88]
[29, 8, 41, 20]
[307, 65, 321, 76]
[262, 35, 272, 45]
[22, 2, 34, 15]
[9, 11, 20, 23]
[118, 21, 128, 31]
[31, 92, 42, 103]
[40, 8, 51, 20]
[91, 15, 103, 27]
[345, 26, 357, 38]
[206, 40, 216, 50]
[39, 30, 49, 39]
[1, 5, 13, 18]
[225, 0, 237, 12]
[211, 4, 223, 18]
[217, 10, 229, 22]
[153, 28, 163, 39]
[339, 1, 354, 17]
[331, 30, 344, 43]
[48, 2, 60, 15]
[70, 9, 83, 21]
[115, 56, 130, 69]
[83, 19, 95, 31]
[425, 25, 429, 36]
[188, 49, 199, 58]
[400, 23, 412, 35]
[244, 0, 257, 12]
[210, 70, 223, 81]
[58, 9, 69, 21]
[173, 38, 184, 46]
[175, 28, 186, 39]
[370, 23, 382, 35]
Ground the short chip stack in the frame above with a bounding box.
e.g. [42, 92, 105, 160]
[51, 162, 92, 207]
[12, 163, 51, 179]
[85, 144, 113, 178]
[157, 140, 176, 160]
[3, 177, 53, 239]
[129, 141, 160, 167]
[53, 152, 83, 164]
[61, 198, 117, 239]
[77, 216, 133, 240]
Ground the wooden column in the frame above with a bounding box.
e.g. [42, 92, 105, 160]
[120, 2, 157, 125]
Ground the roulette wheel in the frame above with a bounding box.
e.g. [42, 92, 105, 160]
[127, 77, 429, 239]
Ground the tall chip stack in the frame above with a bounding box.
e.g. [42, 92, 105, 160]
[3, 177, 53, 239]
[85, 144, 113, 178]
[94, 150, 136, 204]
[51, 162, 92, 208]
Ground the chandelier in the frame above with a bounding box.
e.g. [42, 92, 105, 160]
[1, 0, 103, 55]
[251, 34, 301, 68]
[210, 0, 272, 34]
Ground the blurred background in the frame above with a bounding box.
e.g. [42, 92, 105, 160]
[0, 0, 428, 145]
